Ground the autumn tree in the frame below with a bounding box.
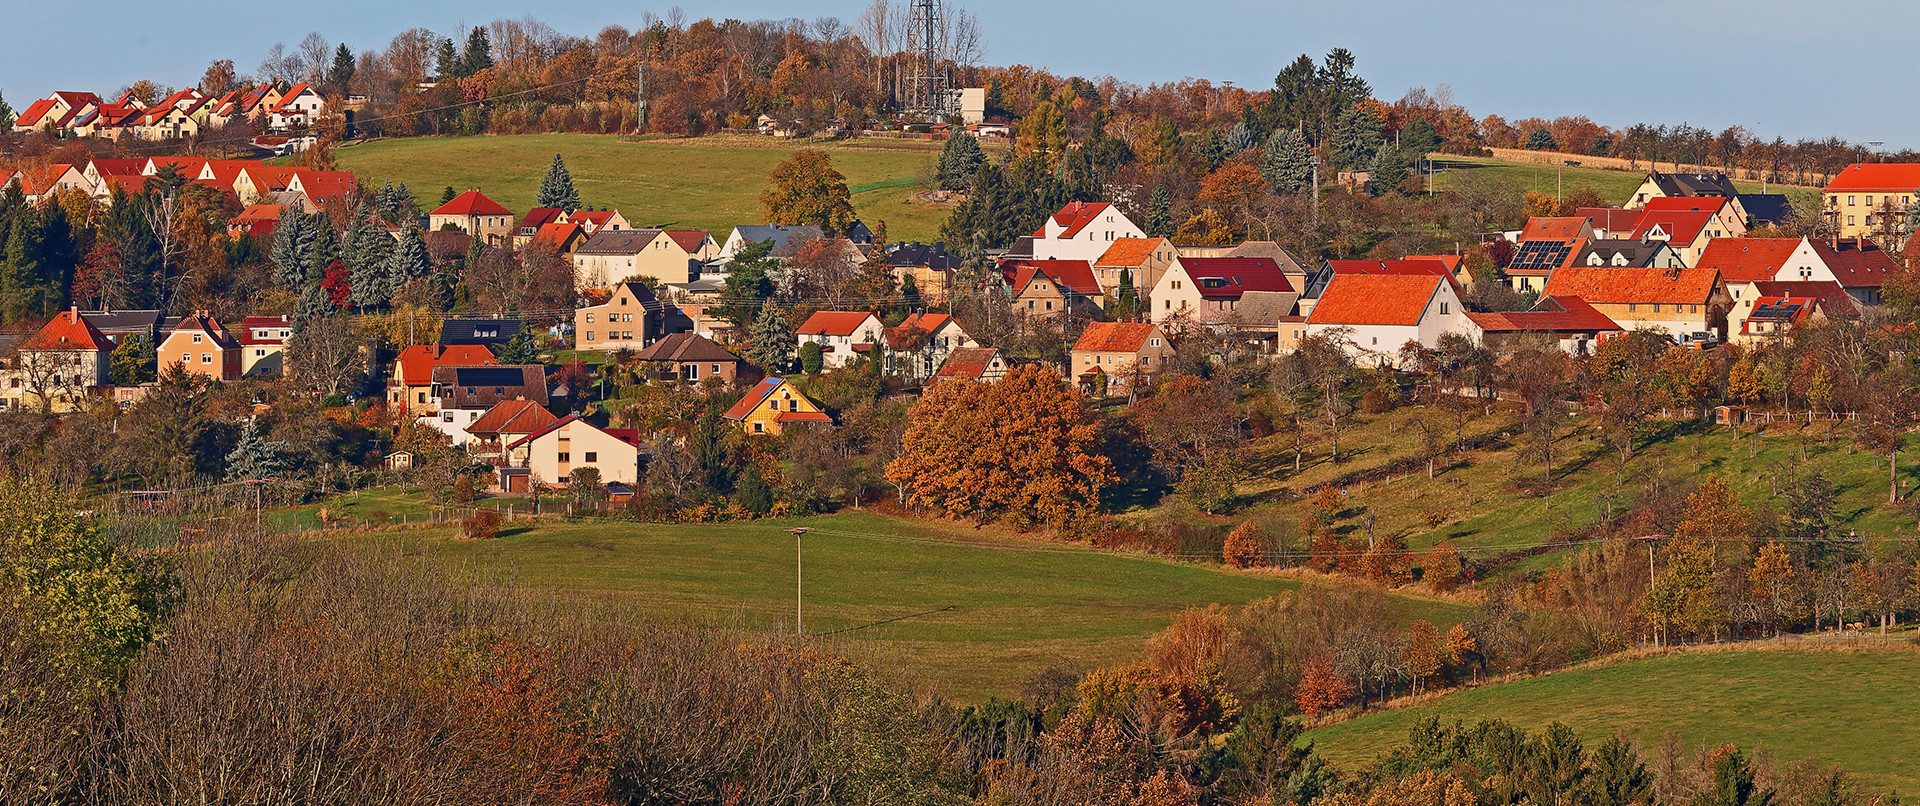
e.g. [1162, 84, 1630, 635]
[1222, 521, 1264, 569]
[1293, 656, 1352, 716]
[761, 150, 855, 236]
[1748, 540, 1795, 636]
[1197, 163, 1269, 239]
[1404, 620, 1444, 695]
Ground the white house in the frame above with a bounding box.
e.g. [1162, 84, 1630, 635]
[1030, 202, 1145, 263]
[883, 313, 975, 381]
[1304, 273, 1476, 366]
[506, 415, 646, 487]
[796, 311, 884, 369]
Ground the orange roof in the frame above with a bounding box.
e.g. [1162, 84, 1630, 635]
[1520, 217, 1589, 240]
[797, 310, 877, 336]
[169, 312, 240, 349]
[1542, 267, 1720, 305]
[292, 170, 356, 204]
[232, 204, 285, 225]
[665, 230, 709, 252]
[431, 189, 513, 217]
[932, 346, 1001, 381]
[266, 83, 314, 115]
[1094, 237, 1164, 267]
[1035, 201, 1112, 239]
[723, 377, 822, 421]
[1404, 254, 1464, 273]
[467, 399, 560, 437]
[532, 220, 584, 248]
[394, 344, 496, 384]
[15, 164, 75, 195]
[884, 313, 955, 349]
[1309, 274, 1444, 327]
[1006, 259, 1102, 296]
[1825, 163, 1920, 192]
[1693, 238, 1802, 284]
[24, 310, 112, 351]
[1073, 321, 1160, 352]
[15, 99, 59, 128]
[1465, 295, 1620, 333]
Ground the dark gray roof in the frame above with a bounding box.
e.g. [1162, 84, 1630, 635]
[631, 332, 741, 363]
[429, 364, 548, 409]
[886, 242, 960, 270]
[1650, 171, 1739, 198]
[846, 220, 874, 244]
[1737, 194, 1794, 226]
[1574, 239, 1672, 268]
[80, 309, 164, 334]
[575, 228, 663, 256]
[732, 225, 822, 255]
[439, 317, 524, 347]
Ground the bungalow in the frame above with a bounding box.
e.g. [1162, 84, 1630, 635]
[1541, 266, 1730, 340]
[0, 310, 112, 412]
[238, 315, 293, 377]
[227, 204, 284, 239]
[159, 311, 243, 382]
[1030, 202, 1146, 263]
[506, 415, 645, 486]
[883, 313, 975, 382]
[1092, 237, 1180, 297]
[797, 311, 884, 369]
[1003, 259, 1102, 320]
[931, 346, 1009, 384]
[428, 190, 515, 247]
[1464, 295, 1622, 356]
[1304, 273, 1476, 366]
[722, 377, 832, 435]
[421, 365, 549, 446]
[573, 281, 665, 351]
[463, 398, 560, 460]
[388, 344, 497, 416]
[631, 332, 745, 384]
[1149, 257, 1295, 325]
[1070, 321, 1175, 396]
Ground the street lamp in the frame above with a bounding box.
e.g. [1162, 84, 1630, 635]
[787, 527, 813, 634]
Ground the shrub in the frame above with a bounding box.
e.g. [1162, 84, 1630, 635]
[799, 342, 824, 375]
[1222, 522, 1265, 569]
[460, 509, 504, 540]
[452, 476, 476, 504]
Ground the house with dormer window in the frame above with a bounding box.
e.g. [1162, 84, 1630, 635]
[1031, 202, 1146, 263]
[1002, 259, 1102, 320]
[723, 377, 832, 435]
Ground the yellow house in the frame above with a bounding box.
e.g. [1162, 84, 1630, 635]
[1823, 163, 1920, 240]
[428, 190, 515, 247]
[722, 377, 831, 435]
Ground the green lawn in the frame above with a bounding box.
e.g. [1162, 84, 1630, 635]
[329, 508, 1468, 700]
[334, 133, 957, 242]
[1305, 648, 1920, 790]
[1430, 156, 1821, 211]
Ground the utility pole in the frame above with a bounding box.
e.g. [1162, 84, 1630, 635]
[788, 527, 812, 634]
[1311, 159, 1321, 230]
[635, 63, 647, 134]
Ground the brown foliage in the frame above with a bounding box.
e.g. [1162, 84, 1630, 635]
[1293, 655, 1352, 715]
[1222, 521, 1265, 569]
[461, 508, 504, 539]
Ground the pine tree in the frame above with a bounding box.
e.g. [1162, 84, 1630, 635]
[1524, 127, 1558, 151]
[434, 37, 460, 80]
[461, 26, 493, 77]
[1262, 129, 1316, 195]
[1401, 118, 1442, 156]
[384, 227, 430, 298]
[0, 91, 14, 131]
[1367, 146, 1410, 195]
[269, 207, 313, 288]
[1328, 106, 1385, 171]
[294, 277, 333, 323]
[441, 186, 457, 206]
[392, 183, 419, 223]
[535, 153, 580, 212]
[346, 210, 393, 310]
[745, 303, 795, 373]
[1227, 121, 1254, 153]
[306, 218, 339, 284]
[1, 215, 44, 323]
[225, 421, 288, 481]
[937, 132, 986, 192]
[1146, 186, 1174, 238]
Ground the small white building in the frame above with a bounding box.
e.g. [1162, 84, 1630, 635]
[796, 311, 884, 369]
[1304, 273, 1476, 366]
[1030, 202, 1145, 263]
[506, 415, 646, 486]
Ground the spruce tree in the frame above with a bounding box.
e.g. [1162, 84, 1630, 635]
[441, 186, 457, 206]
[1401, 118, 1442, 157]
[294, 277, 333, 323]
[495, 325, 539, 364]
[1262, 129, 1316, 195]
[745, 303, 795, 374]
[1, 215, 44, 324]
[392, 183, 419, 222]
[269, 207, 313, 288]
[384, 227, 431, 297]
[1524, 127, 1558, 151]
[1328, 106, 1385, 171]
[1367, 147, 1410, 195]
[1227, 121, 1254, 153]
[1147, 186, 1174, 239]
[937, 132, 986, 192]
[347, 210, 393, 310]
[535, 153, 580, 212]
[434, 37, 459, 80]
[225, 421, 288, 481]
[306, 217, 339, 285]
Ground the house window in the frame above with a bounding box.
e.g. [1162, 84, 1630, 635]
[182, 353, 191, 363]
[1848, 215, 1856, 226]
[1628, 304, 1637, 312]
[442, 413, 453, 422]
[255, 349, 265, 356]
[753, 421, 765, 433]
[201, 354, 212, 364]
[417, 392, 427, 404]
[558, 452, 570, 462]
[1439, 302, 1450, 314]
[1690, 304, 1698, 313]
[1652, 304, 1661, 313]
[1849, 196, 1856, 206]
[586, 314, 594, 323]
[1370, 336, 1378, 346]
[584, 452, 597, 462]
[712, 363, 721, 375]
[192, 333, 202, 343]
[586, 331, 595, 341]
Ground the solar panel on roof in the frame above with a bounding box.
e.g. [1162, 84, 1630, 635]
[454, 367, 531, 386]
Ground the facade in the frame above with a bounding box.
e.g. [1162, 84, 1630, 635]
[1092, 237, 1180, 297]
[572, 229, 655, 289]
[630, 332, 745, 384]
[1822, 163, 1920, 240]
[1571, 239, 1684, 270]
[1070, 322, 1174, 395]
[1004, 259, 1102, 320]
[796, 311, 884, 369]
[506, 416, 646, 486]
[885, 242, 963, 304]
[1148, 257, 1295, 325]
[462, 399, 560, 457]
[883, 313, 975, 382]
[1, 310, 113, 412]
[722, 377, 832, 435]
[931, 346, 1009, 384]
[421, 365, 549, 446]
[428, 190, 515, 247]
[1465, 295, 1622, 355]
[238, 315, 293, 377]
[574, 281, 665, 352]
[1625, 171, 1741, 208]
[388, 344, 497, 416]
[158, 311, 243, 382]
[1304, 273, 1476, 366]
[1628, 209, 1723, 267]
[1030, 202, 1146, 263]
[1541, 266, 1730, 339]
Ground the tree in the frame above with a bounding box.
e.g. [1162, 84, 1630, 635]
[1404, 620, 1444, 695]
[287, 316, 365, 395]
[345, 209, 395, 311]
[1293, 656, 1352, 716]
[327, 43, 357, 95]
[1749, 540, 1795, 636]
[799, 341, 824, 375]
[495, 326, 540, 365]
[1146, 185, 1175, 238]
[1261, 128, 1315, 195]
[1222, 521, 1264, 569]
[937, 131, 986, 192]
[1368, 146, 1411, 195]
[270, 207, 314, 288]
[761, 150, 855, 236]
[1400, 118, 1442, 157]
[568, 466, 602, 506]
[1588, 734, 1654, 806]
[109, 333, 157, 386]
[1524, 127, 1559, 151]
[460, 26, 493, 78]
[1676, 474, 1746, 540]
[1198, 163, 1269, 239]
[745, 304, 795, 374]
[535, 153, 580, 212]
[1523, 723, 1588, 806]
[225, 421, 288, 480]
[383, 226, 430, 297]
[0, 91, 12, 131]
[1328, 106, 1384, 171]
[715, 239, 777, 332]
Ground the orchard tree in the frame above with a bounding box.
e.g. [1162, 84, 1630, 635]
[761, 150, 855, 236]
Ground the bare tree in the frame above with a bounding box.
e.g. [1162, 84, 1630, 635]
[286, 317, 366, 396]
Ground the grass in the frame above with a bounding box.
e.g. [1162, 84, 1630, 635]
[1304, 646, 1920, 790]
[322, 507, 1469, 701]
[334, 133, 959, 243]
[1430, 156, 1822, 211]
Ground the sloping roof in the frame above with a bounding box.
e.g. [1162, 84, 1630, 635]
[665, 230, 709, 252]
[81, 309, 164, 334]
[519, 207, 565, 231]
[1521, 217, 1590, 240]
[1750, 281, 1859, 318]
[884, 313, 956, 349]
[1179, 257, 1294, 299]
[1466, 295, 1620, 333]
[169, 312, 240, 349]
[429, 364, 548, 409]
[431, 189, 513, 217]
[797, 310, 878, 337]
[532, 220, 585, 249]
[1575, 239, 1673, 269]
[932, 346, 1001, 381]
[1744, 297, 1817, 329]
[631, 332, 741, 363]
[15, 99, 59, 128]
[1326, 258, 1465, 292]
[1073, 321, 1160, 352]
[506, 414, 641, 451]
[1228, 290, 1299, 327]
[1649, 171, 1739, 197]
[1307, 274, 1443, 327]
[732, 225, 822, 253]
[722, 377, 824, 422]
[1630, 210, 1717, 244]
[886, 241, 960, 270]
[1810, 237, 1896, 288]
[467, 399, 561, 437]
[24, 310, 112, 351]
[396, 344, 496, 383]
[291, 170, 355, 205]
[1825, 163, 1920, 193]
[1225, 241, 1315, 274]
[1542, 267, 1720, 305]
[1006, 260, 1101, 296]
[1037, 201, 1112, 239]
[237, 315, 293, 346]
[1737, 194, 1794, 225]
[1094, 237, 1165, 267]
[439, 318, 525, 347]
[1694, 238, 1803, 284]
[1643, 196, 1731, 215]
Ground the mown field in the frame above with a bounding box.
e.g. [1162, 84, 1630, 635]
[333, 133, 963, 243]
[1431, 155, 1822, 211]
[1304, 647, 1920, 790]
[324, 508, 1469, 701]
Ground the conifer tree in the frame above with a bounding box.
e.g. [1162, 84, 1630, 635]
[1227, 121, 1254, 153]
[269, 207, 313, 288]
[1146, 186, 1174, 238]
[225, 421, 288, 480]
[535, 153, 580, 212]
[1367, 146, 1410, 195]
[1262, 129, 1315, 195]
[294, 277, 334, 323]
[495, 325, 539, 364]
[1, 215, 44, 323]
[745, 303, 795, 373]
[306, 216, 339, 284]
[346, 210, 394, 311]
[937, 132, 986, 191]
[384, 227, 431, 298]
[1327, 106, 1384, 171]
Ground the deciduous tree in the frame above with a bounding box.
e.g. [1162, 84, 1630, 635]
[761, 150, 855, 236]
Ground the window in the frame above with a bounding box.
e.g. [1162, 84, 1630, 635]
[586, 331, 595, 341]
[1371, 336, 1378, 345]
[1849, 196, 1857, 206]
[1439, 302, 1450, 314]
[558, 452, 570, 462]
[182, 353, 191, 363]
[1848, 215, 1856, 226]
[1867, 196, 1875, 206]
[585, 314, 594, 323]
[712, 363, 721, 375]
[753, 421, 765, 433]
[1690, 304, 1698, 313]
[584, 452, 597, 463]
[1149, 338, 1162, 347]
[192, 333, 202, 343]
[1628, 303, 1637, 312]
[442, 412, 453, 422]
[201, 354, 212, 364]
[1652, 304, 1661, 313]
[417, 392, 427, 404]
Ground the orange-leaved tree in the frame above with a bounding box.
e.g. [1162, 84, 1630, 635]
[1222, 521, 1265, 569]
[1293, 656, 1352, 716]
[886, 364, 1114, 530]
[760, 149, 855, 236]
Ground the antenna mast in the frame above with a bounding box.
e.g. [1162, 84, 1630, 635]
[908, 0, 951, 124]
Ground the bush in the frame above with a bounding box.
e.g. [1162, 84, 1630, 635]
[452, 477, 476, 504]
[460, 509, 504, 540]
[320, 393, 348, 407]
[1222, 522, 1265, 569]
[799, 342, 824, 375]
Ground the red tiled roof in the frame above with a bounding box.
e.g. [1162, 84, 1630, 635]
[1327, 258, 1465, 293]
[169, 311, 240, 349]
[1577, 207, 1643, 233]
[1520, 217, 1589, 240]
[1404, 254, 1464, 274]
[266, 83, 314, 115]
[1179, 257, 1294, 299]
[1006, 259, 1101, 296]
[15, 99, 59, 128]
[1643, 196, 1730, 215]
[24, 310, 112, 351]
[665, 230, 709, 252]
[1542, 267, 1720, 305]
[1825, 163, 1920, 193]
[507, 414, 641, 451]
[1073, 321, 1160, 352]
[1094, 237, 1165, 267]
[1742, 296, 1819, 331]
[1308, 274, 1444, 327]
[292, 170, 356, 204]
[431, 189, 513, 217]
[797, 310, 878, 337]
[394, 344, 496, 384]
[1035, 201, 1112, 239]
[1749, 281, 1859, 318]
[468, 399, 560, 437]
[1693, 238, 1803, 284]
[884, 313, 955, 349]
[776, 410, 834, 423]
[237, 315, 293, 346]
[532, 221, 584, 249]
[519, 208, 565, 230]
[932, 346, 1000, 381]
[1465, 295, 1620, 333]
[1810, 237, 1896, 288]
[232, 204, 284, 225]
[1631, 209, 1718, 244]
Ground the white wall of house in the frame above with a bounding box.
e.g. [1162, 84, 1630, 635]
[516, 421, 643, 486]
[1033, 209, 1145, 263]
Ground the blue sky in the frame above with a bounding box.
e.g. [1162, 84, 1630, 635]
[7, 0, 1917, 148]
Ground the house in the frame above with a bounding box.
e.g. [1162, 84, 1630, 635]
[1465, 295, 1622, 355]
[1502, 235, 1587, 292]
[284, 170, 356, 212]
[1519, 216, 1597, 242]
[506, 415, 645, 486]
[1401, 254, 1472, 289]
[1822, 163, 1920, 241]
[529, 220, 588, 257]
[1577, 207, 1650, 239]
[227, 204, 284, 239]
[514, 208, 567, 246]
[1003, 259, 1102, 320]
[16, 164, 90, 205]
[1625, 171, 1740, 208]
[10, 92, 102, 135]
[263, 83, 327, 131]
[388, 344, 497, 416]
[78, 308, 164, 348]
[1, 309, 113, 412]
[1693, 238, 1819, 301]
[421, 365, 549, 445]
[439, 318, 525, 351]
[722, 377, 832, 435]
[1092, 237, 1180, 297]
[566, 208, 633, 235]
[1628, 208, 1723, 266]
[1736, 296, 1821, 344]
[428, 190, 515, 247]
[1808, 236, 1896, 306]
[1541, 266, 1730, 340]
[1641, 196, 1748, 243]
[630, 332, 746, 384]
[572, 229, 657, 289]
[462, 398, 560, 459]
[1738, 194, 1795, 227]
[1070, 322, 1175, 395]
[1030, 202, 1146, 262]
[1727, 280, 1857, 344]
[238, 315, 293, 377]
[797, 311, 885, 369]
[1571, 239, 1684, 270]
[159, 312, 243, 382]
[883, 313, 975, 382]
[1149, 257, 1295, 325]
[574, 281, 666, 351]
[719, 225, 824, 259]
[885, 242, 963, 304]
[1304, 273, 1476, 365]
[1307, 259, 1464, 306]
[931, 346, 1009, 384]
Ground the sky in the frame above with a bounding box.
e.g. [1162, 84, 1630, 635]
[7, 0, 1919, 149]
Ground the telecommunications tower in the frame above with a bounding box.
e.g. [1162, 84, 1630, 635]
[907, 0, 951, 123]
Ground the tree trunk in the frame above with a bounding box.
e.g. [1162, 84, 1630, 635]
[1890, 449, 1899, 506]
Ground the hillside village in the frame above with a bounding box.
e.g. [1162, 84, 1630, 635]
[8, 17, 1920, 805]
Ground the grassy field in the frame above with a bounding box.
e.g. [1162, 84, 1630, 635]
[1305, 647, 1920, 790]
[334, 133, 962, 243]
[326, 508, 1469, 701]
[1430, 155, 1822, 211]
